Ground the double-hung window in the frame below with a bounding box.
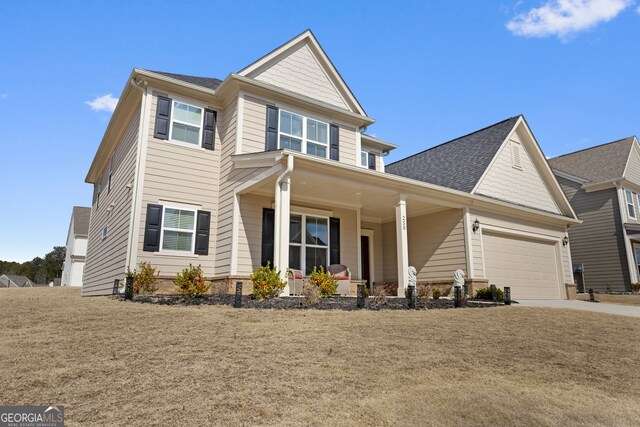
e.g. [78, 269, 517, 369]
[279, 110, 329, 159]
[289, 214, 329, 275]
[360, 150, 376, 170]
[626, 189, 637, 219]
[170, 101, 203, 145]
[161, 207, 196, 252]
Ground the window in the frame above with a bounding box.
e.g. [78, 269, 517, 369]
[626, 189, 636, 219]
[101, 226, 108, 240]
[170, 101, 203, 145]
[289, 214, 329, 275]
[360, 150, 376, 170]
[279, 110, 329, 159]
[160, 207, 196, 252]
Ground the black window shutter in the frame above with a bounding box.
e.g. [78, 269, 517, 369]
[154, 96, 172, 140]
[143, 204, 163, 252]
[265, 105, 279, 151]
[368, 152, 376, 170]
[330, 124, 339, 161]
[202, 109, 216, 150]
[194, 210, 211, 255]
[261, 208, 275, 267]
[330, 217, 340, 264]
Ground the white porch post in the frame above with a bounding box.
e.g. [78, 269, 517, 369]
[395, 194, 409, 296]
[278, 176, 291, 294]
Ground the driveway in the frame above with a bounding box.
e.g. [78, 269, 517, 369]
[515, 299, 640, 318]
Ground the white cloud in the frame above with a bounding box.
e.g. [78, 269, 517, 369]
[637, 4, 640, 12]
[86, 93, 118, 113]
[507, 0, 634, 40]
[0, 94, 8, 100]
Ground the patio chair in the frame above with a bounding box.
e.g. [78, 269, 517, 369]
[288, 269, 304, 296]
[328, 264, 351, 295]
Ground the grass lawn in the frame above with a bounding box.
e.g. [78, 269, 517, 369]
[577, 293, 640, 306]
[1, 288, 639, 426]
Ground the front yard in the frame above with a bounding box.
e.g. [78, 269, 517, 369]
[577, 292, 640, 306]
[1, 288, 639, 425]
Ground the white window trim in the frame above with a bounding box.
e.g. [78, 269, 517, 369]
[101, 225, 108, 240]
[278, 109, 330, 159]
[289, 212, 330, 275]
[168, 98, 205, 149]
[626, 189, 636, 219]
[159, 205, 198, 254]
[359, 149, 377, 169]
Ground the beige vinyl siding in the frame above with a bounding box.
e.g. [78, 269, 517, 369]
[338, 124, 357, 166]
[623, 142, 640, 184]
[381, 209, 467, 283]
[136, 92, 221, 277]
[560, 242, 573, 284]
[252, 43, 349, 110]
[83, 106, 140, 296]
[470, 227, 485, 278]
[475, 130, 561, 214]
[557, 176, 630, 291]
[361, 221, 384, 283]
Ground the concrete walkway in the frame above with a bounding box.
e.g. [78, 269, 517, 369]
[515, 299, 640, 318]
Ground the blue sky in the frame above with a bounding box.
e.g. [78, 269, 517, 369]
[0, 0, 638, 262]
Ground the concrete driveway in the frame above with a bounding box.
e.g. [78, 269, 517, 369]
[515, 299, 640, 318]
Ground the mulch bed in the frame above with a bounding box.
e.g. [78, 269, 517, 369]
[123, 294, 503, 310]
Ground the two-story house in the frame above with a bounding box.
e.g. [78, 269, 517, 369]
[82, 30, 579, 299]
[61, 206, 91, 287]
[549, 137, 640, 292]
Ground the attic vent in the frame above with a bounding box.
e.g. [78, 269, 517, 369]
[511, 142, 522, 170]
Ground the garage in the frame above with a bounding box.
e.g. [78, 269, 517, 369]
[483, 232, 562, 300]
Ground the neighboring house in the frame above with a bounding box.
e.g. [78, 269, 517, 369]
[549, 137, 640, 293]
[0, 274, 34, 288]
[82, 30, 579, 299]
[61, 206, 91, 287]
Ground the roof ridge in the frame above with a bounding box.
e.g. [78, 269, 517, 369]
[386, 115, 521, 167]
[550, 136, 635, 160]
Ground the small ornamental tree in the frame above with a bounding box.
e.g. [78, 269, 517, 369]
[130, 262, 159, 295]
[250, 262, 286, 300]
[309, 266, 338, 298]
[174, 264, 209, 298]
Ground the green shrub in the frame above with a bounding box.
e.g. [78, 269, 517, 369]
[173, 264, 209, 298]
[432, 288, 441, 300]
[250, 262, 286, 300]
[475, 286, 504, 302]
[129, 261, 159, 295]
[309, 266, 338, 297]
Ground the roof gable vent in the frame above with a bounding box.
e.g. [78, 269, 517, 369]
[511, 141, 522, 170]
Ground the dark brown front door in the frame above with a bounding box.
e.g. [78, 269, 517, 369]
[361, 236, 370, 287]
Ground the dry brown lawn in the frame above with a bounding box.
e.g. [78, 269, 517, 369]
[1, 288, 639, 426]
[577, 293, 640, 306]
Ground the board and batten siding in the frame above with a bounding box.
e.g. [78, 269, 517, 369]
[83, 106, 140, 295]
[475, 130, 561, 214]
[252, 43, 349, 110]
[557, 176, 630, 291]
[381, 209, 467, 283]
[136, 92, 222, 277]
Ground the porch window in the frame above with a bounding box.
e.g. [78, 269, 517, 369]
[161, 207, 196, 252]
[170, 101, 203, 145]
[289, 214, 329, 275]
[279, 110, 329, 159]
[625, 189, 636, 219]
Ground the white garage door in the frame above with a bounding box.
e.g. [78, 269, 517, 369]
[483, 232, 561, 300]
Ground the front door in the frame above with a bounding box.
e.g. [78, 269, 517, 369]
[361, 236, 370, 287]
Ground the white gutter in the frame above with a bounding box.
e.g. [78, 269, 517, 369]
[273, 154, 294, 269]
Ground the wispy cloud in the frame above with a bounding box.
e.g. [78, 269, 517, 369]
[86, 93, 118, 113]
[0, 94, 8, 100]
[507, 0, 634, 40]
[637, 4, 640, 12]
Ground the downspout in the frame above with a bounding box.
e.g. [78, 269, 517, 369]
[273, 154, 294, 269]
[126, 78, 148, 272]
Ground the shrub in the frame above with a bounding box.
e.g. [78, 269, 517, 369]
[301, 283, 320, 307]
[130, 262, 159, 295]
[250, 262, 286, 300]
[309, 266, 338, 297]
[475, 286, 504, 302]
[432, 288, 441, 300]
[210, 280, 230, 297]
[173, 264, 209, 298]
[374, 286, 387, 306]
[632, 283, 640, 293]
[417, 283, 432, 302]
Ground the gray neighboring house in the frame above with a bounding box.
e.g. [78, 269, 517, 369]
[0, 274, 34, 288]
[549, 136, 640, 292]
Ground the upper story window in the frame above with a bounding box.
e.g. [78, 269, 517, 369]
[626, 189, 636, 219]
[279, 110, 329, 159]
[161, 207, 196, 252]
[170, 101, 203, 145]
[360, 150, 376, 170]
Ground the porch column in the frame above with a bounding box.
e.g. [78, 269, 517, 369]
[395, 194, 409, 296]
[278, 176, 291, 294]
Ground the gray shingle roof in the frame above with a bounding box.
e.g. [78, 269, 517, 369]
[386, 116, 520, 192]
[146, 70, 223, 90]
[548, 137, 634, 183]
[1, 275, 31, 287]
[72, 206, 91, 236]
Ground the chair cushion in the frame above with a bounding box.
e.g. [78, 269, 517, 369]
[333, 275, 349, 280]
[294, 273, 303, 279]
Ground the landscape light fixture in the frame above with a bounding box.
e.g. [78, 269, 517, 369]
[472, 218, 480, 233]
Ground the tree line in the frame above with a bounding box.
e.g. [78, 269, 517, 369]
[0, 246, 66, 284]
